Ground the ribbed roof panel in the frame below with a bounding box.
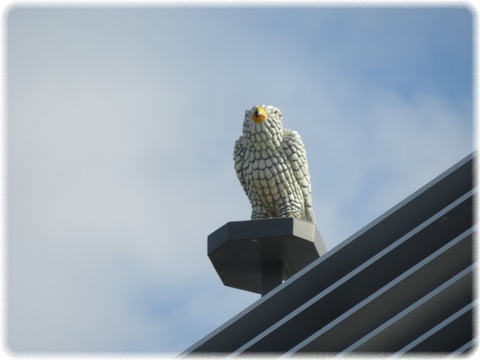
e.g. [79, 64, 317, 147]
[183, 153, 475, 355]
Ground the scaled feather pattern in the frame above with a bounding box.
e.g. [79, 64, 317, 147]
[234, 105, 315, 223]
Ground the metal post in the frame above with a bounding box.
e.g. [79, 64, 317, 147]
[208, 218, 326, 295]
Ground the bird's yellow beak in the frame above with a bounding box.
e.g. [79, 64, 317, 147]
[252, 107, 267, 123]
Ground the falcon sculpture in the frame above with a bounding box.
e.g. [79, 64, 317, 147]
[234, 105, 315, 223]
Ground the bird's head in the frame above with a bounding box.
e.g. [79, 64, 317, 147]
[242, 105, 283, 150]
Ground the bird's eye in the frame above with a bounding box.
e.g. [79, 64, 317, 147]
[274, 110, 282, 118]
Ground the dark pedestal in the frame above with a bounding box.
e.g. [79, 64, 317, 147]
[208, 218, 327, 296]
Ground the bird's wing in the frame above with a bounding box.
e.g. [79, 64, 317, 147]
[234, 135, 249, 195]
[282, 130, 315, 223]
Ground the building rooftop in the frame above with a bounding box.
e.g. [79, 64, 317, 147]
[183, 152, 475, 355]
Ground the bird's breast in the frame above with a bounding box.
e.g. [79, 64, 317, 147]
[243, 148, 297, 204]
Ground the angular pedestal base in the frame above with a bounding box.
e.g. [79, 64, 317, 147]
[208, 218, 327, 296]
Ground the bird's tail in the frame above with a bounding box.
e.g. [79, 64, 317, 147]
[305, 206, 315, 224]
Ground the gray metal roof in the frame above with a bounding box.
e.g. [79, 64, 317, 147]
[183, 152, 475, 355]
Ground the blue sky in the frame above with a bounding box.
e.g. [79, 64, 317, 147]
[4, 3, 474, 355]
